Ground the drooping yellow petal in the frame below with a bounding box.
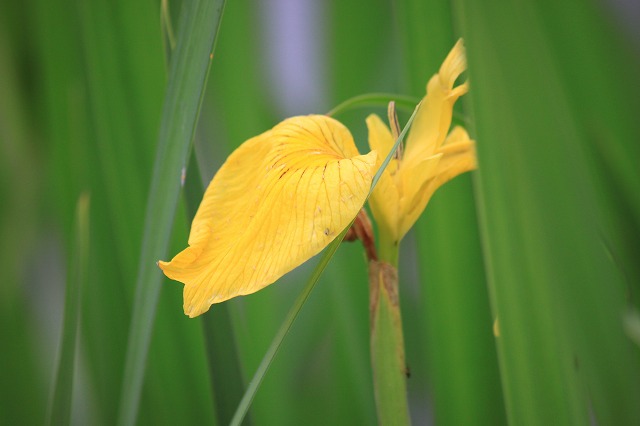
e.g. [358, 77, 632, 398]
[403, 39, 468, 170]
[366, 114, 400, 241]
[159, 115, 377, 317]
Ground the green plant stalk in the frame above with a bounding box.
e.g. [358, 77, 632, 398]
[364, 105, 420, 425]
[366, 104, 417, 423]
[369, 234, 409, 425]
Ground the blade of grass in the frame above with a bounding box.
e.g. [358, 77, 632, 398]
[155, 16, 225, 424]
[370, 103, 419, 191]
[46, 193, 90, 426]
[162, 9, 246, 422]
[229, 225, 351, 426]
[117, 1, 226, 425]
[231, 102, 421, 425]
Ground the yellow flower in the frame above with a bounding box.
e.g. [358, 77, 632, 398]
[366, 39, 476, 244]
[159, 115, 377, 317]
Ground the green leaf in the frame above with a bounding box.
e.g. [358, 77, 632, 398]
[47, 194, 90, 426]
[0, 12, 45, 423]
[117, 1, 227, 425]
[456, 0, 640, 424]
[394, 1, 506, 424]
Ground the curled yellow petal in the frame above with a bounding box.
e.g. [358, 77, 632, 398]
[438, 39, 468, 89]
[432, 126, 477, 190]
[403, 38, 468, 169]
[159, 115, 377, 317]
[400, 127, 476, 238]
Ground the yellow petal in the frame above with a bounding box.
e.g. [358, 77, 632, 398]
[398, 154, 442, 239]
[369, 168, 401, 243]
[366, 114, 400, 242]
[159, 115, 377, 317]
[431, 126, 477, 191]
[398, 127, 476, 239]
[403, 39, 468, 170]
[438, 39, 468, 89]
[366, 114, 394, 158]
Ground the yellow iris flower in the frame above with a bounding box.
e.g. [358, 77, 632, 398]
[366, 39, 476, 244]
[160, 40, 475, 317]
[159, 116, 377, 317]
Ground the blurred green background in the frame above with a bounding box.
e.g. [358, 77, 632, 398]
[1, 0, 639, 424]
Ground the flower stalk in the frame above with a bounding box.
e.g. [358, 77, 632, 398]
[350, 208, 409, 424]
[364, 40, 473, 424]
[369, 253, 410, 425]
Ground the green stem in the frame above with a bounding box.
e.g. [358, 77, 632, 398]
[326, 93, 420, 117]
[378, 231, 399, 267]
[365, 102, 419, 426]
[369, 240, 410, 425]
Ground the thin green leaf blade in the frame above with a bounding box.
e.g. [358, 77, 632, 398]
[47, 194, 90, 426]
[230, 225, 349, 426]
[72, 1, 178, 422]
[117, 1, 227, 425]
